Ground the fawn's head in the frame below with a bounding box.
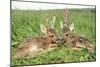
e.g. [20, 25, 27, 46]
[57, 8, 74, 44]
[40, 16, 59, 44]
[61, 21, 74, 37]
[59, 20, 75, 44]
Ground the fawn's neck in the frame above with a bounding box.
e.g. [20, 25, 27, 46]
[41, 36, 53, 44]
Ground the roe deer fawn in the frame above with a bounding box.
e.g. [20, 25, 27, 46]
[60, 21, 94, 54]
[59, 9, 94, 54]
[14, 17, 58, 58]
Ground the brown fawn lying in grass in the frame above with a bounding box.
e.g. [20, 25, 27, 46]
[14, 16, 58, 59]
[59, 8, 94, 54]
[60, 21, 94, 54]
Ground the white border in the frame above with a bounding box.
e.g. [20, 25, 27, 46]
[0, 0, 99, 67]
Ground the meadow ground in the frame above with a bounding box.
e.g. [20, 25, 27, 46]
[11, 9, 96, 65]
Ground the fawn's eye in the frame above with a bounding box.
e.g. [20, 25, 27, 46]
[65, 33, 69, 36]
[50, 35, 54, 37]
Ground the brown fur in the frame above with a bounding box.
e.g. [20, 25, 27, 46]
[61, 27, 94, 54]
[14, 25, 58, 58]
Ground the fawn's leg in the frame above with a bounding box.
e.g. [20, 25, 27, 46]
[72, 44, 85, 51]
[27, 48, 43, 58]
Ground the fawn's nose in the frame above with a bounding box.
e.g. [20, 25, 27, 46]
[56, 37, 65, 44]
[60, 37, 65, 44]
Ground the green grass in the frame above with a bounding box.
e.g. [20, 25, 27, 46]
[11, 9, 96, 66]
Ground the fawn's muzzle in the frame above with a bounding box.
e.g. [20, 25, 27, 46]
[56, 37, 65, 44]
[60, 37, 65, 44]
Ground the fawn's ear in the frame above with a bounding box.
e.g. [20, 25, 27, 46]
[69, 23, 74, 31]
[40, 24, 47, 34]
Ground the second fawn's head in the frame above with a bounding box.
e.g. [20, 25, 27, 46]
[40, 16, 59, 44]
[58, 8, 74, 44]
[59, 20, 75, 44]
